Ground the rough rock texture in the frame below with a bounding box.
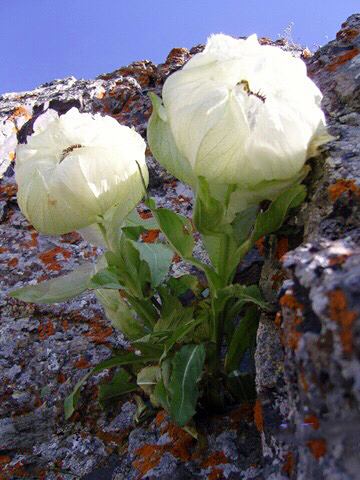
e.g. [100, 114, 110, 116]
[254, 14, 360, 480]
[0, 15, 359, 479]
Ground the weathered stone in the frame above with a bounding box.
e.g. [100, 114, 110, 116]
[0, 13, 359, 479]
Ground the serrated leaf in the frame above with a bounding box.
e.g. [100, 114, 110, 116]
[250, 185, 306, 243]
[9, 262, 96, 303]
[147, 93, 196, 188]
[168, 344, 206, 426]
[131, 242, 173, 287]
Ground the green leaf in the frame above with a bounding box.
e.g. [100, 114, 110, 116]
[9, 262, 96, 303]
[166, 274, 199, 297]
[64, 353, 158, 419]
[230, 205, 259, 244]
[154, 293, 194, 332]
[147, 93, 196, 188]
[250, 185, 306, 243]
[168, 344, 206, 426]
[193, 176, 230, 237]
[122, 226, 146, 241]
[217, 284, 271, 316]
[131, 242, 173, 287]
[132, 341, 164, 357]
[162, 315, 207, 357]
[95, 289, 148, 340]
[154, 379, 171, 410]
[152, 208, 194, 259]
[125, 208, 159, 230]
[225, 306, 260, 372]
[137, 365, 160, 395]
[89, 266, 125, 290]
[98, 369, 137, 409]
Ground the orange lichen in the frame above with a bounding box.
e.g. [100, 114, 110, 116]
[138, 210, 152, 219]
[73, 357, 91, 369]
[328, 179, 360, 202]
[134, 444, 163, 476]
[304, 413, 320, 430]
[155, 409, 168, 425]
[230, 402, 254, 426]
[38, 246, 71, 271]
[7, 257, 18, 270]
[141, 229, 161, 243]
[326, 48, 359, 71]
[38, 321, 55, 340]
[0, 247, 8, 253]
[172, 253, 180, 263]
[256, 237, 266, 255]
[254, 400, 263, 433]
[328, 290, 356, 355]
[282, 451, 294, 476]
[0, 183, 18, 198]
[11, 106, 30, 118]
[133, 420, 196, 477]
[200, 451, 228, 468]
[279, 292, 304, 349]
[208, 468, 224, 480]
[83, 314, 113, 344]
[299, 372, 309, 393]
[336, 26, 360, 41]
[274, 238, 289, 261]
[307, 439, 326, 459]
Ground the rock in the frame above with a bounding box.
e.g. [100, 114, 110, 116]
[0, 13, 359, 479]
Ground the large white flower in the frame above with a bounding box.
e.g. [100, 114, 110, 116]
[149, 34, 329, 193]
[15, 108, 148, 236]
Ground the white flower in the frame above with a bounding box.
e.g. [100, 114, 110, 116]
[149, 34, 329, 192]
[15, 108, 148, 236]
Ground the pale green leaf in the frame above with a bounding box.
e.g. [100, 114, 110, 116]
[9, 262, 96, 303]
[147, 93, 196, 188]
[131, 242, 173, 287]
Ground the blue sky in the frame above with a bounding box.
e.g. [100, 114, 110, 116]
[1, 1, 358, 95]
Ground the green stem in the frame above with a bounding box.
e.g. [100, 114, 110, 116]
[97, 221, 111, 250]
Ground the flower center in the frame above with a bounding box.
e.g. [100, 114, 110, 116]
[59, 144, 83, 163]
[236, 80, 266, 103]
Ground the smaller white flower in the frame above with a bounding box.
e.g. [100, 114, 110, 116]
[15, 108, 148, 236]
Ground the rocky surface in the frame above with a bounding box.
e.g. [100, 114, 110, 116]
[0, 14, 359, 479]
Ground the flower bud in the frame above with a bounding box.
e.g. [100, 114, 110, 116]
[150, 34, 329, 194]
[15, 108, 148, 235]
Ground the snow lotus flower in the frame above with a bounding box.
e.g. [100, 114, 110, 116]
[15, 108, 148, 235]
[148, 34, 331, 209]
